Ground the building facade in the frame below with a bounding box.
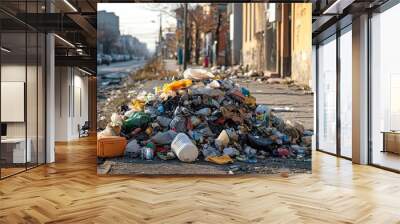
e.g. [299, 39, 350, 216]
[241, 3, 312, 86]
[228, 3, 243, 66]
[242, 3, 265, 70]
[97, 10, 120, 54]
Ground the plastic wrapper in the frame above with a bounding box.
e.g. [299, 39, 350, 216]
[183, 68, 215, 80]
[122, 112, 152, 132]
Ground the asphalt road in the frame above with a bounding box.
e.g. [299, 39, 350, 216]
[97, 59, 148, 88]
[97, 59, 147, 76]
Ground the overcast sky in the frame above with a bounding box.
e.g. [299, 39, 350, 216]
[98, 3, 177, 52]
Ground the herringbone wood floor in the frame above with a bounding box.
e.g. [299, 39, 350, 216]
[0, 136, 400, 224]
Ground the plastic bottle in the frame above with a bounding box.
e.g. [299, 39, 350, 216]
[171, 133, 199, 162]
[255, 104, 271, 125]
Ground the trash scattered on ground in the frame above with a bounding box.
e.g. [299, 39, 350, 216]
[98, 67, 313, 174]
[206, 155, 233, 165]
[280, 171, 290, 178]
[272, 106, 295, 112]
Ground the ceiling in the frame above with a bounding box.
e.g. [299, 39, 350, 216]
[0, 0, 98, 74]
[312, 0, 390, 43]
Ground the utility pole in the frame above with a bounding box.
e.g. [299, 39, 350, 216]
[158, 13, 162, 59]
[183, 3, 188, 70]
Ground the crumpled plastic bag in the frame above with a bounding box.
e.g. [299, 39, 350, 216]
[206, 155, 233, 165]
[283, 120, 304, 143]
[244, 96, 256, 107]
[170, 116, 187, 133]
[162, 79, 192, 93]
[270, 113, 285, 132]
[223, 147, 239, 157]
[255, 104, 271, 124]
[190, 87, 224, 97]
[208, 80, 221, 88]
[151, 130, 177, 145]
[98, 124, 119, 137]
[220, 107, 244, 124]
[247, 135, 273, 151]
[202, 144, 220, 158]
[131, 99, 145, 112]
[110, 113, 123, 127]
[183, 68, 215, 80]
[122, 112, 152, 132]
[124, 109, 135, 118]
[156, 116, 172, 127]
[125, 140, 141, 157]
[195, 108, 211, 116]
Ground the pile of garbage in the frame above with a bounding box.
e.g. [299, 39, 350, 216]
[98, 68, 312, 165]
[209, 65, 312, 93]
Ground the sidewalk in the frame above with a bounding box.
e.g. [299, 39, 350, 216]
[163, 59, 204, 72]
[163, 59, 180, 72]
[162, 61, 313, 130]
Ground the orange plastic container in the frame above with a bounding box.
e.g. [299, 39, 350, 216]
[97, 136, 127, 158]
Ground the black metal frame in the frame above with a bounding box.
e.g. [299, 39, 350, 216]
[0, 0, 47, 180]
[367, 10, 372, 166]
[315, 21, 353, 162]
[336, 25, 341, 158]
[315, 0, 400, 172]
[367, 0, 400, 172]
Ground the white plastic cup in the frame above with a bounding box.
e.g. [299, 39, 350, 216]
[171, 133, 199, 162]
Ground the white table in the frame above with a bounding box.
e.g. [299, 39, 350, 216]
[1, 138, 31, 163]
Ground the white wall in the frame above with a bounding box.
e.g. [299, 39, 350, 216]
[55, 67, 69, 141]
[1, 63, 46, 164]
[54, 67, 89, 141]
[1, 65, 26, 138]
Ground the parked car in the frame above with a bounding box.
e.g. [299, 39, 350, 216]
[102, 54, 112, 65]
[97, 54, 102, 65]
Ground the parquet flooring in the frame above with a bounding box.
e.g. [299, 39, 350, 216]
[1, 136, 400, 223]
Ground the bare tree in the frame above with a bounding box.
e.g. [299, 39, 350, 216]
[143, 3, 229, 65]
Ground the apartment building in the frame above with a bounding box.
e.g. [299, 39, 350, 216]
[241, 3, 312, 86]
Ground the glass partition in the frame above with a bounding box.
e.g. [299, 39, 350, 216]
[1, 31, 28, 178]
[339, 27, 352, 158]
[0, 1, 46, 179]
[317, 35, 337, 154]
[371, 4, 400, 171]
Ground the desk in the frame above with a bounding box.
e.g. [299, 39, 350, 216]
[382, 131, 400, 154]
[1, 138, 31, 163]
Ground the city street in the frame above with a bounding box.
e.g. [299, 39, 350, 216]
[98, 59, 314, 175]
[97, 59, 148, 76]
[97, 59, 148, 90]
[96, 3, 314, 176]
